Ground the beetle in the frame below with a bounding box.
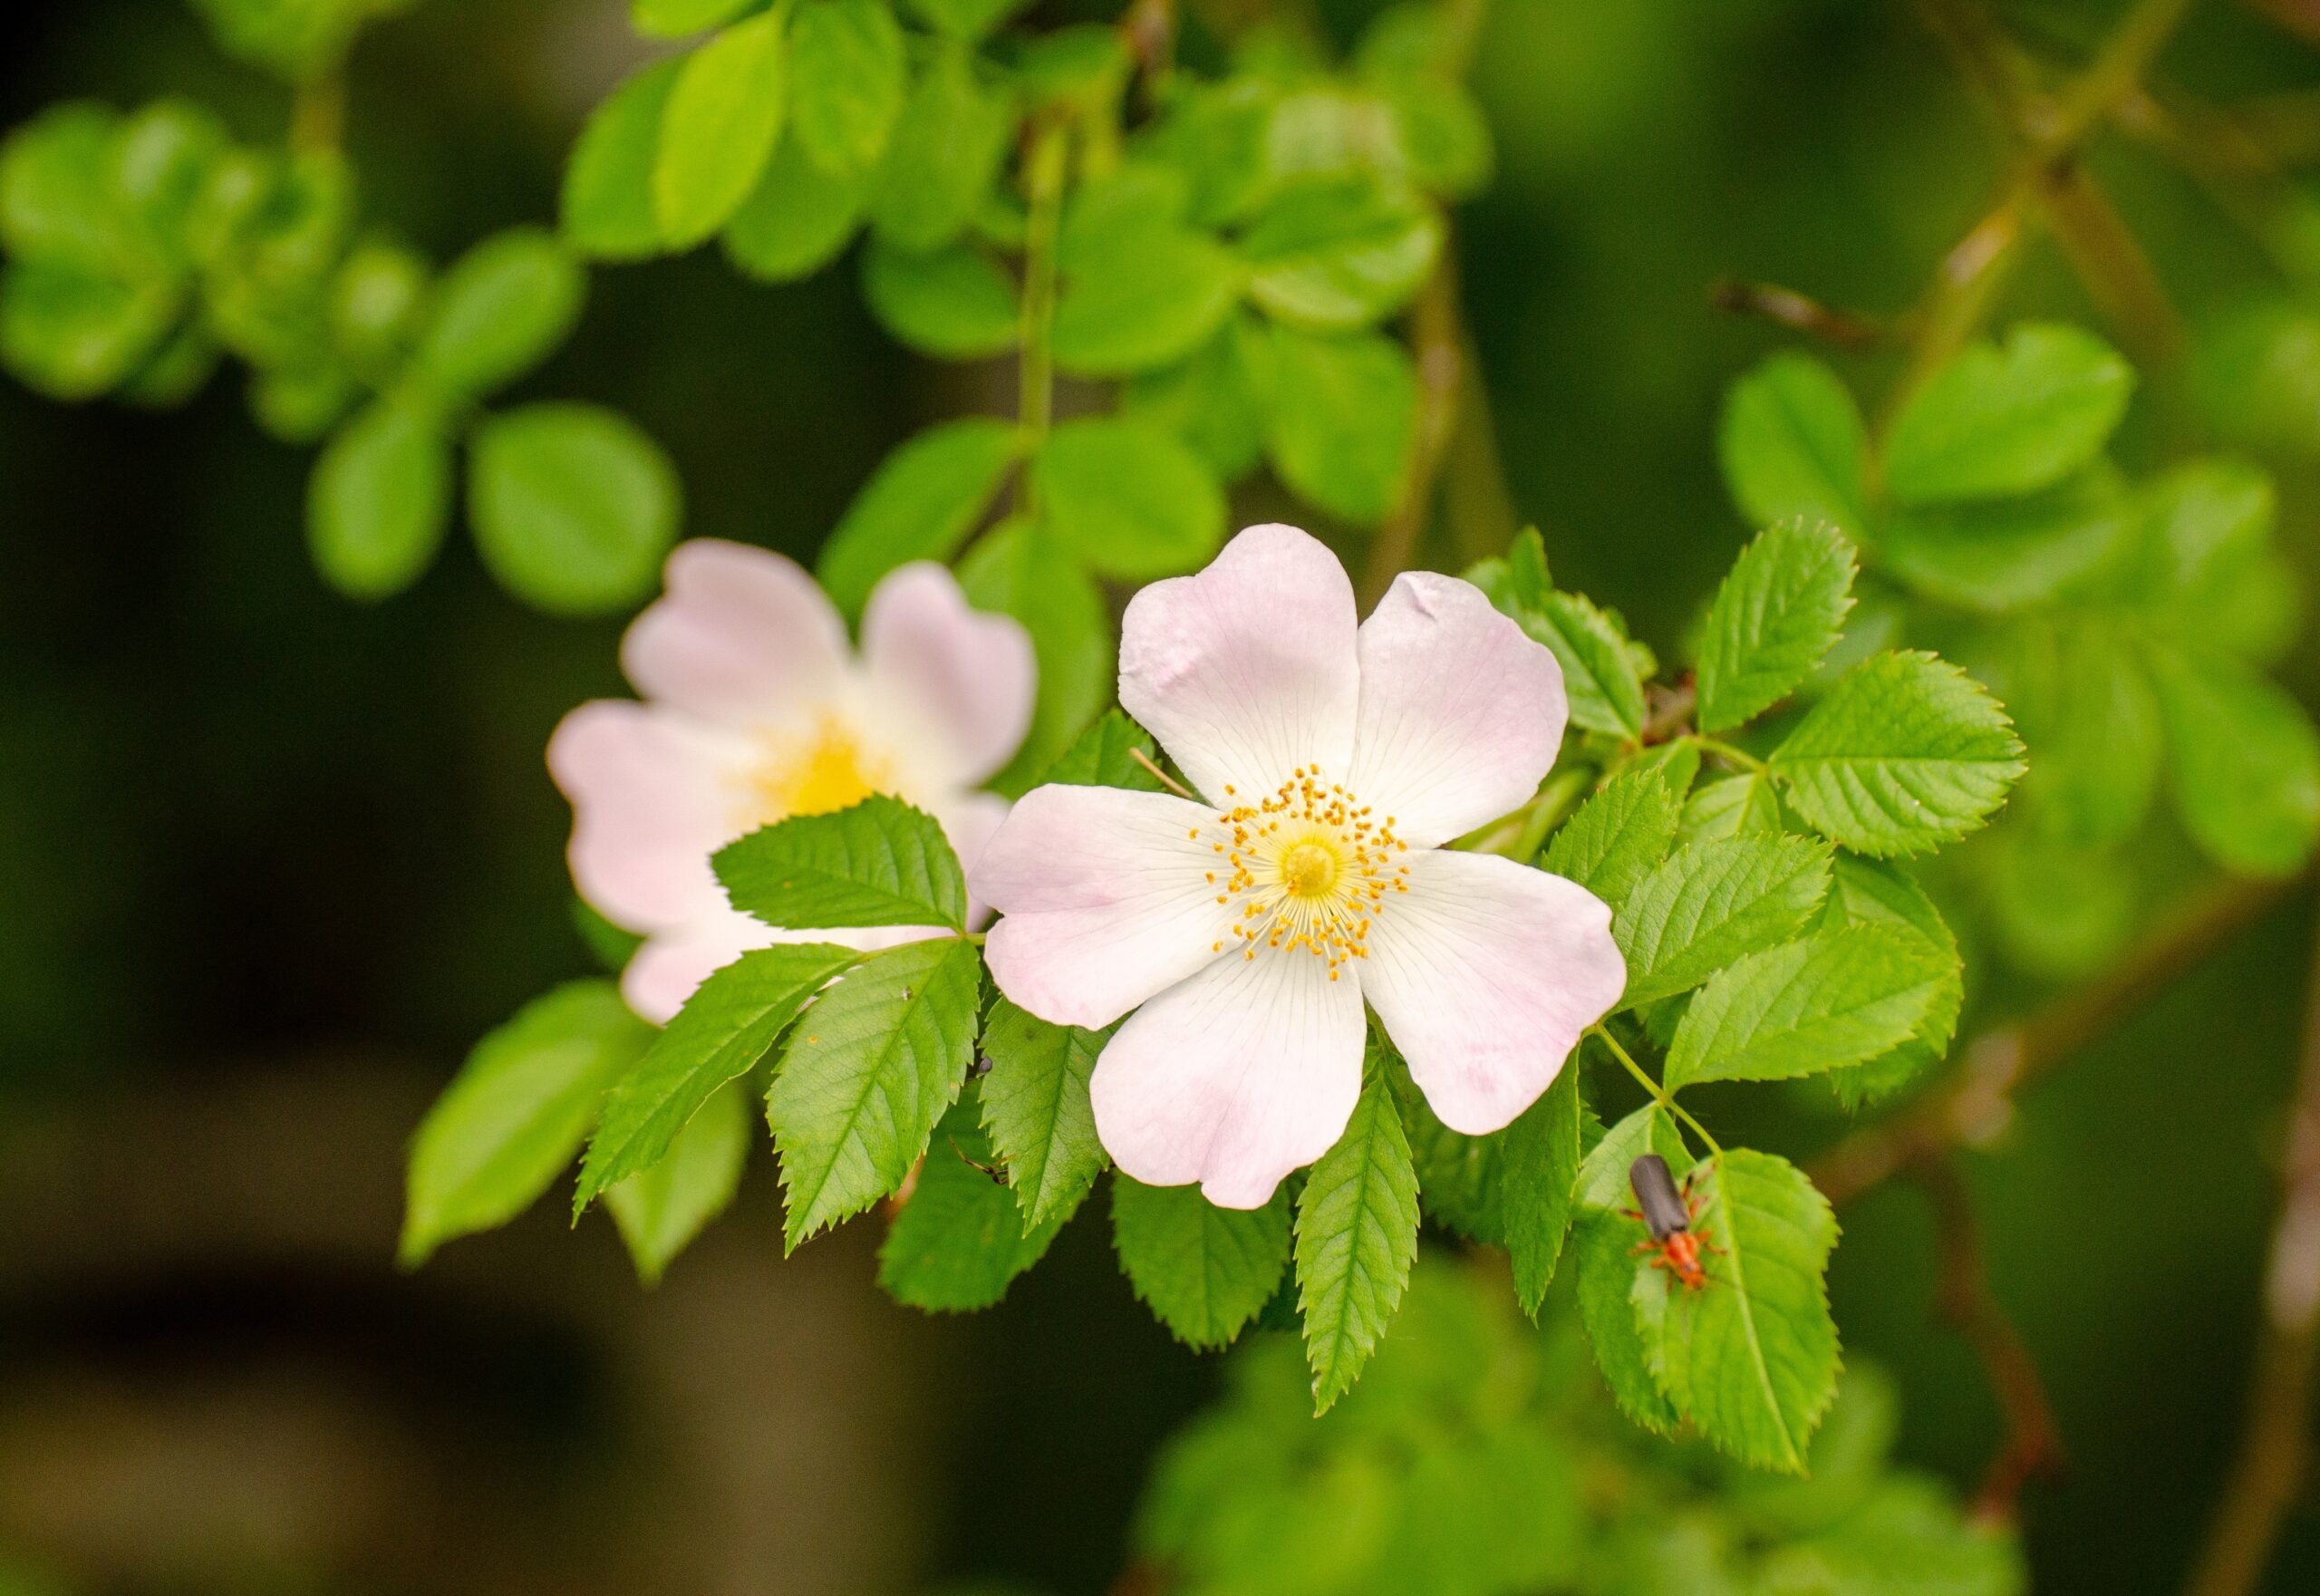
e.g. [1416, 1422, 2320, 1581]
[1623, 1153, 1722, 1291]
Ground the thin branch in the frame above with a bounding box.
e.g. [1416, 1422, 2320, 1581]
[2035, 158, 2186, 365]
[1812, 874, 2298, 1207]
[2184, 902, 2320, 1596]
[1361, 243, 1466, 607]
[1708, 279, 1886, 349]
[1913, 1156, 2067, 1523]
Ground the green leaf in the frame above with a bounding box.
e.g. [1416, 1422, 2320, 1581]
[2008, 618, 2162, 846]
[1264, 324, 1416, 526]
[1572, 1104, 1690, 1434]
[1677, 770, 1784, 844]
[1717, 353, 1867, 537]
[1295, 1069, 1419, 1410]
[879, 1088, 1065, 1311]
[469, 402, 682, 616]
[0, 260, 178, 400]
[1034, 417, 1226, 580]
[633, 0, 765, 36]
[1815, 856, 1961, 1108]
[979, 996, 1113, 1231]
[1239, 177, 1438, 332]
[817, 416, 1020, 616]
[1760, 1478, 2027, 1596]
[871, 44, 1013, 252]
[604, 1078, 749, 1285]
[2132, 459, 2297, 663]
[715, 795, 967, 931]
[401, 982, 652, 1266]
[2150, 644, 2320, 877]
[0, 102, 123, 269]
[411, 227, 585, 399]
[329, 238, 428, 372]
[1122, 315, 1268, 479]
[959, 519, 1111, 793]
[1664, 926, 1947, 1090]
[863, 237, 1018, 359]
[111, 100, 228, 274]
[767, 934, 982, 1248]
[1871, 468, 2134, 614]
[722, 131, 871, 282]
[1532, 591, 1647, 738]
[1501, 1058, 1582, 1316]
[906, 0, 1028, 39]
[1038, 707, 1165, 791]
[1696, 522, 1857, 733]
[1883, 323, 2133, 506]
[788, 0, 906, 177]
[1768, 651, 2026, 857]
[575, 942, 858, 1212]
[1113, 1175, 1292, 1349]
[1052, 227, 1241, 379]
[1542, 765, 1681, 910]
[1631, 1148, 1841, 1474]
[306, 394, 452, 601]
[562, 58, 682, 261]
[654, 10, 790, 249]
[1613, 834, 1833, 1009]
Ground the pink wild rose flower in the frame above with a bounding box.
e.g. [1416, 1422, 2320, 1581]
[972, 523, 1627, 1208]
[550, 539, 1034, 1022]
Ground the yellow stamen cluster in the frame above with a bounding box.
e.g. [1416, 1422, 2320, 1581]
[1194, 766, 1409, 980]
[740, 712, 893, 826]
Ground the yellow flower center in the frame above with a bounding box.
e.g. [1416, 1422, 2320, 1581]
[1193, 766, 1409, 981]
[742, 712, 893, 826]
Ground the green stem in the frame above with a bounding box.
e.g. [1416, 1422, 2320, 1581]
[1693, 735, 1766, 773]
[1015, 121, 1068, 517]
[1588, 1022, 1724, 1161]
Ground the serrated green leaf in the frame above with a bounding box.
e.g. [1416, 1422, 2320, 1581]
[1814, 856, 1961, 1108]
[307, 393, 452, 601]
[469, 402, 682, 616]
[1761, 1476, 2027, 1596]
[1034, 417, 1225, 580]
[1113, 1175, 1292, 1349]
[1376, 1042, 1503, 1243]
[1883, 323, 2133, 506]
[633, 0, 764, 37]
[1501, 1057, 1582, 1316]
[412, 227, 584, 398]
[1038, 707, 1165, 792]
[2133, 459, 2298, 663]
[1264, 324, 1416, 526]
[722, 131, 871, 282]
[562, 59, 682, 261]
[879, 1088, 1064, 1311]
[1052, 225, 1241, 378]
[1983, 826, 2135, 982]
[979, 996, 1113, 1231]
[715, 795, 966, 931]
[1768, 651, 2025, 857]
[1631, 1148, 1840, 1474]
[871, 44, 1012, 251]
[1664, 926, 1946, 1090]
[767, 935, 982, 1248]
[1529, 591, 1647, 738]
[2008, 617, 2161, 846]
[1239, 176, 1437, 332]
[862, 237, 1018, 359]
[1573, 1104, 1690, 1434]
[576, 942, 858, 1212]
[1542, 765, 1681, 910]
[1678, 770, 1784, 844]
[1871, 468, 2133, 614]
[604, 1077, 749, 1285]
[1613, 835, 1833, 1008]
[1295, 1070, 1419, 1410]
[401, 982, 652, 1266]
[788, 0, 905, 177]
[1121, 314, 1267, 479]
[1696, 522, 1856, 733]
[1718, 353, 1867, 537]
[2150, 644, 2320, 877]
[959, 519, 1110, 793]
[655, 11, 789, 249]
[817, 416, 1020, 616]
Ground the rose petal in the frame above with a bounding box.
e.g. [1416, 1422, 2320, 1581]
[1118, 523, 1359, 805]
[548, 700, 748, 931]
[1090, 945, 1366, 1208]
[933, 788, 1010, 929]
[1347, 572, 1569, 848]
[621, 539, 849, 729]
[1359, 849, 1624, 1135]
[861, 562, 1036, 788]
[976, 784, 1231, 1030]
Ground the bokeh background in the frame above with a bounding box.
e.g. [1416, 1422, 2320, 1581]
[3, 0, 2318, 1591]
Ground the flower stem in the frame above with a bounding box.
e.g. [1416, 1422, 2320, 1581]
[1588, 1021, 1723, 1162]
[1692, 735, 1766, 773]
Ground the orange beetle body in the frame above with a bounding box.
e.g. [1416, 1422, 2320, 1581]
[1624, 1153, 1721, 1292]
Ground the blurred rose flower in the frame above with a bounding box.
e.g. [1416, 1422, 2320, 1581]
[550, 539, 1034, 1021]
[973, 524, 1625, 1208]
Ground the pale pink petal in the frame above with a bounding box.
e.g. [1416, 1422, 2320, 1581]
[624, 905, 942, 1024]
[933, 789, 1011, 928]
[548, 700, 747, 932]
[976, 784, 1231, 1030]
[1359, 850, 1624, 1135]
[621, 539, 849, 728]
[1118, 523, 1359, 805]
[1347, 572, 1569, 848]
[862, 562, 1036, 787]
[1090, 947, 1366, 1208]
